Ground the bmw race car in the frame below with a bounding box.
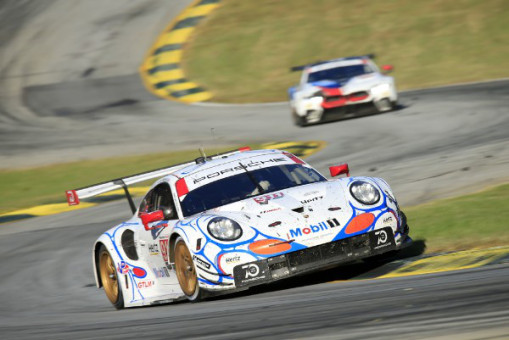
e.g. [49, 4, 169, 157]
[289, 54, 397, 126]
[66, 147, 411, 309]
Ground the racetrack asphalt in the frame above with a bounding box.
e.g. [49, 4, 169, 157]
[1, 1, 509, 339]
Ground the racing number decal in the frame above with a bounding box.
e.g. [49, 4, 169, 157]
[159, 239, 169, 263]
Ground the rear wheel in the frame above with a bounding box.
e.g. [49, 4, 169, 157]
[98, 245, 124, 309]
[174, 237, 202, 301]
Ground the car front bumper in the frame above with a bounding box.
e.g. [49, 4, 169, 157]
[233, 227, 398, 288]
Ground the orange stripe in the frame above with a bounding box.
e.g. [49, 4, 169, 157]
[345, 213, 375, 234]
[249, 239, 292, 255]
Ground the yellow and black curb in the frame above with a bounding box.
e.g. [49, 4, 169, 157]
[0, 141, 325, 224]
[261, 141, 327, 159]
[379, 246, 509, 278]
[139, 0, 220, 103]
[327, 246, 509, 283]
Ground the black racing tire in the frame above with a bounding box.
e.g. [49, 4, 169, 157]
[98, 245, 124, 309]
[292, 110, 307, 127]
[174, 237, 203, 302]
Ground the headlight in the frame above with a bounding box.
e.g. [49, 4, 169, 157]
[371, 83, 390, 94]
[207, 217, 242, 241]
[349, 181, 380, 205]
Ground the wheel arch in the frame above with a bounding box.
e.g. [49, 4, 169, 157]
[93, 241, 106, 288]
[168, 232, 183, 265]
[92, 233, 118, 288]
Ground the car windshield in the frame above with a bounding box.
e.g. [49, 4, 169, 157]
[180, 164, 326, 216]
[308, 64, 372, 83]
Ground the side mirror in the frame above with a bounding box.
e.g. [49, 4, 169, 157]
[381, 64, 393, 73]
[140, 210, 164, 230]
[329, 164, 350, 177]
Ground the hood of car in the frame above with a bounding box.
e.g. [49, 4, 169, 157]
[207, 181, 354, 247]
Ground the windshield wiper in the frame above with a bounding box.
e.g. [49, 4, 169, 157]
[239, 162, 266, 195]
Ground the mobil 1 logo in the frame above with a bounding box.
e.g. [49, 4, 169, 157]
[369, 227, 396, 252]
[233, 261, 270, 287]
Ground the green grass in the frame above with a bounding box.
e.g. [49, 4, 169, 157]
[184, 0, 509, 103]
[405, 183, 509, 253]
[0, 146, 245, 214]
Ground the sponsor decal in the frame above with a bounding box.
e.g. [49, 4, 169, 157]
[159, 239, 169, 262]
[260, 208, 281, 214]
[148, 243, 159, 255]
[118, 261, 129, 274]
[193, 157, 287, 184]
[234, 261, 270, 286]
[371, 228, 395, 251]
[300, 196, 323, 204]
[289, 222, 329, 238]
[375, 230, 388, 244]
[383, 216, 393, 224]
[242, 263, 260, 279]
[193, 255, 211, 269]
[152, 267, 170, 278]
[224, 255, 241, 264]
[137, 280, 155, 289]
[254, 192, 284, 204]
[304, 191, 319, 196]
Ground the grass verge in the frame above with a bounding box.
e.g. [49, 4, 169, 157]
[184, 0, 509, 103]
[405, 183, 509, 253]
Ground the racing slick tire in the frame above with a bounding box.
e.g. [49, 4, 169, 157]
[292, 110, 307, 127]
[174, 237, 203, 301]
[98, 245, 124, 309]
[374, 98, 394, 113]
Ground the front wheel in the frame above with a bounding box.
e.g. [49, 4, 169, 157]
[98, 245, 124, 309]
[374, 98, 394, 113]
[174, 237, 202, 301]
[292, 110, 307, 127]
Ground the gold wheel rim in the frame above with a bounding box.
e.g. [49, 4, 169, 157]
[99, 250, 119, 304]
[175, 241, 197, 296]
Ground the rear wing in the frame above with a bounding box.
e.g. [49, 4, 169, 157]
[65, 146, 252, 213]
[290, 54, 376, 72]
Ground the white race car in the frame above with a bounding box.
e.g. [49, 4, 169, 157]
[289, 55, 397, 126]
[66, 148, 411, 309]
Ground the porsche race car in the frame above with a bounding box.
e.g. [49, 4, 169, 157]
[66, 147, 411, 309]
[289, 55, 397, 126]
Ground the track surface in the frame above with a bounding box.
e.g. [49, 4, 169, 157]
[1, 1, 509, 339]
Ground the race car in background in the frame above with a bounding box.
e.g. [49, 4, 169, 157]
[288, 54, 397, 126]
[66, 147, 411, 309]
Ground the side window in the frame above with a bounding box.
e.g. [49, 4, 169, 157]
[139, 189, 155, 214]
[139, 183, 177, 219]
[153, 184, 173, 212]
